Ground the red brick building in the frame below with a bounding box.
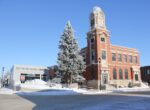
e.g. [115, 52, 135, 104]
[81, 7, 141, 89]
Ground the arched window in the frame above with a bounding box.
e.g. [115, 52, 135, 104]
[118, 54, 122, 62]
[90, 17, 95, 28]
[91, 38, 94, 43]
[101, 50, 106, 60]
[112, 53, 116, 61]
[119, 69, 123, 79]
[113, 68, 117, 80]
[125, 69, 128, 79]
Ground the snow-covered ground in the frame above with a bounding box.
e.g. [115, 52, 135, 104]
[20, 84, 50, 90]
[25, 79, 47, 85]
[113, 87, 150, 92]
[1, 86, 149, 96]
[113, 82, 150, 92]
[20, 79, 50, 90]
[0, 87, 113, 96]
[0, 88, 15, 95]
[0, 80, 149, 96]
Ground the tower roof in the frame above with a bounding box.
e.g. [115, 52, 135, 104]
[93, 6, 102, 13]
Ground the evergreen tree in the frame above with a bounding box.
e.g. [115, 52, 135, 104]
[57, 21, 85, 85]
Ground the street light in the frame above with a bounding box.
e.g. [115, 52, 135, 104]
[98, 57, 101, 90]
[2, 67, 5, 87]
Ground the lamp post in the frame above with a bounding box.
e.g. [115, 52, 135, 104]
[2, 67, 5, 87]
[98, 57, 101, 90]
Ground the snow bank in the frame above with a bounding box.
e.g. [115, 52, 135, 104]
[17, 90, 78, 96]
[1, 81, 150, 96]
[48, 83, 62, 89]
[20, 79, 50, 90]
[24, 79, 47, 85]
[0, 88, 15, 95]
[111, 82, 149, 92]
[20, 84, 50, 90]
[140, 82, 149, 88]
[1, 86, 149, 96]
[76, 89, 112, 95]
[16, 88, 112, 96]
[114, 87, 150, 92]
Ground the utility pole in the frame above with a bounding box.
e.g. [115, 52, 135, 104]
[2, 67, 5, 87]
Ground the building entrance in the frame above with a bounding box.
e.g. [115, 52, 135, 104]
[101, 73, 108, 84]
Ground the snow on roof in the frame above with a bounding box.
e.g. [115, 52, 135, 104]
[93, 6, 102, 12]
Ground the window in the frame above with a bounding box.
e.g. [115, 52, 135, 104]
[134, 56, 138, 64]
[91, 50, 95, 62]
[101, 37, 105, 42]
[92, 53, 94, 60]
[102, 50, 106, 60]
[91, 38, 94, 43]
[119, 69, 123, 79]
[124, 55, 127, 62]
[83, 55, 86, 62]
[82, 55, 85, 58]
[125, 69, 128, 79]
[147, 70, 150, 74]
[135, 74, 138, 81]
[91, 18, 95, 27]
[112, 53, 116, 61]
[83, 59, 86, 62]
[113, 68, 117, 80]
[129, 55, 132, 63]
[100, 34, 105, 42]
[118, 54, 122, 62]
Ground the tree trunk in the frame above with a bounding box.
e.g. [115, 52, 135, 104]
[70, 74, 72, 84]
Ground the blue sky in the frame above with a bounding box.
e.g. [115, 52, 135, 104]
[0, 0, 150, 72]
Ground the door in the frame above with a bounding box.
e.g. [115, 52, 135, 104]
[102, 74, 108, 84]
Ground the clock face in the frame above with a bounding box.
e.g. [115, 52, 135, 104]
[100, 34, 105, 42]
[101, 37, 105, 42]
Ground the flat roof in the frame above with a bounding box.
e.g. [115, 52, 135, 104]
[13, 64, 48, 69]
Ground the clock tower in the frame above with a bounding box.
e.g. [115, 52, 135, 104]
[86, 6, 110, 89]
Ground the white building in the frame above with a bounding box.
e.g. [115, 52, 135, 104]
[10, 65, 49, 89]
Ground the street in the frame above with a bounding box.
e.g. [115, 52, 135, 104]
[0, 91, 150, 110]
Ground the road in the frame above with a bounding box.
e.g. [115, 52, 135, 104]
[0, 91, 150, 110]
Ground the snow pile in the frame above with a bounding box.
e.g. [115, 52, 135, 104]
[114, 87, 150, 92]
[48, 82, 63, 89]
[16, 88, 112, 96]
[20, 84, 50, 90]
[140, 82, 149, 88]
[17, 89, 78, 96]
[112, 82, 149, 92]
[72, 88, 87, 93]
[0, 87, 83, 95]
[24, 79, 47, 85]
[20, 79, 49, 90]
[76, 89, 112, 95]
[0, 88, 15, 95]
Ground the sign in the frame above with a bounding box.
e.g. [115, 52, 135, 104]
[20, 75, 25, 81]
